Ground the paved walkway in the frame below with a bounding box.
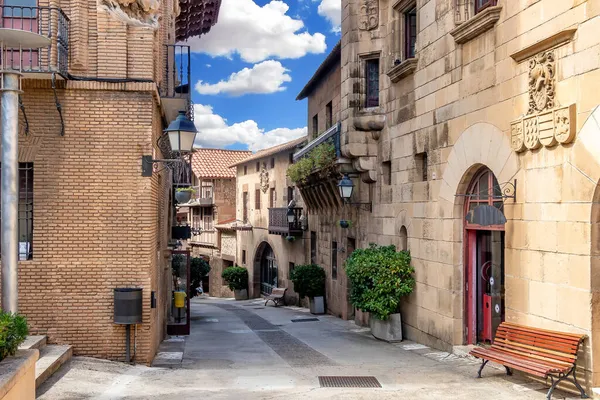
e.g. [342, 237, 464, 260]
[37, 297, 578, 399]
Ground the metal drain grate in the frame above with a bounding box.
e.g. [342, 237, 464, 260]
[291, 318, 319, 323]
[318, 376, 381, 388]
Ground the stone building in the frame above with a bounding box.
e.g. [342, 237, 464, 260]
[294, 0, 600, 389]
[2, 0, 221, 363]
[181, 148, 251, 297]
[232, 137, 307, 304]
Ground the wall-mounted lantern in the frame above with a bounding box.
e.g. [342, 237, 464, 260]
[337, 174, 372, 212]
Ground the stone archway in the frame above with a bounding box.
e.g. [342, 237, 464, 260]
[253, 240, 280, 297]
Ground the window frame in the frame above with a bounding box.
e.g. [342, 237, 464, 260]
[331, 241, 338, 280]
[312, 114, 319, 138]
[269, 187, 275, 208]
[365, 58, 380, 108]
[474, 0, 497, 14]
[404, 6, 417, 60]
[242, 191, 248, 222]
[325, 101, 333, 129]
[255, 188, 261, 210]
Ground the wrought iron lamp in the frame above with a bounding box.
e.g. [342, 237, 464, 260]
[337, 174, 372, 212]
[286, 208, 296, 224]
[142, 110, 197, 176]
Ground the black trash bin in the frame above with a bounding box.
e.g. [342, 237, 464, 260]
[114, 288, 143, 325]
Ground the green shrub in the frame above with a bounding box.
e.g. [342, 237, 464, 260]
[0, 312, 28, 361]
[290, 264, 326, 298]
[344, 244, 415, 320]
[221, 266, 248, 291]
[175, 187, 195, 192]
[286, 143, 336, 184]
[191, 257, 210, 296]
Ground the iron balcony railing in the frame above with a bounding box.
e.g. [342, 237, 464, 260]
[293, 122, 341, 162]
[0, 5, 69, 76]
[268, 207, 304, 236]
[161, 44, 191, 100]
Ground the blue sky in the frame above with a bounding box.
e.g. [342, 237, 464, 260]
[182, 0, 341, 152]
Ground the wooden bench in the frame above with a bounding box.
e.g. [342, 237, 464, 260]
[470, 322, 588, 400]
[264, 288, 287, 307]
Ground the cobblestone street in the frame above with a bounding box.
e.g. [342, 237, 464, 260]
[37, 298, 578, 399]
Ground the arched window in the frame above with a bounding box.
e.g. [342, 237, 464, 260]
[399, 225, 408, 251]
[465, 168, 504, 230]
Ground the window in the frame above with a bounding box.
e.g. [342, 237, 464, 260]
[310, 231, 317, 264]
[255, 189, 261, 209]
[203, 212, 213, 230]
[415, 152, 428, 181]
[332, 241, 338, 280]
[287, 186, 295, 203]
[12, 163, 33, 260]
[269, 188, 276, 208]
[256, 162, 260, 172]
[289, 262, 295, 279]
[312, 114, 319, 138]
[0, 163, 34, 260]
[200, 180, 213, 199]
[289, 152, 294, 164]
[326, 101, 333, 129]
[365, 58, 380, 108]
[399, 226, 408, 251]
[475, 0, 496, 14]
[243, 192, 248, 222]
[405, 7, 417, 59]
[270, 157, 275, 169]
[243, 165, 247, 175]
[382, 161, 392, 185]
[347, 237, 356, 256]
[242, 250, 246, 265]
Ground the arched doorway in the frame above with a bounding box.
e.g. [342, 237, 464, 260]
[256, 242, 278, 295]
[464, 168, 506, 344]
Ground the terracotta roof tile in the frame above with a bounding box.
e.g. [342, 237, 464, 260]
[191, 148, 252, 179]
[229, 136, 308, 167]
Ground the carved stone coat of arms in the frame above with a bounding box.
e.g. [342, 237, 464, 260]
[359, 0, 379, 31]
[528, 51, 555, 115]
[259, 167, 269, 193]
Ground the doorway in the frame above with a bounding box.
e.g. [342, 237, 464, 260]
[464, 168, 506, 344]
[259, 243, 277, 295]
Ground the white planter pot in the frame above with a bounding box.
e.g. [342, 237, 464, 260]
[309, 296, 325, 314]
[234, 289, 248, 300]
[370, 313, 403, 342]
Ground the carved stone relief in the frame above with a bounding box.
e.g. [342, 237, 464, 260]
[511, 105, 576, 153]
[528, 51, 555, 115]
[100, 0, 160, 27]
[259, 167, 269, 193]
[359, 0, 379, 31]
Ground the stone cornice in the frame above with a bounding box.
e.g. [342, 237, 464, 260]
[392, 0, 415, 13]
[387, 58, 418, 83]
[450, 6, 502, 45]
[510, 28, 577, 63]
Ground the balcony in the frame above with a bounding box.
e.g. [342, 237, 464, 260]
[293, 122, 341, 162]
[0, 6, 69, 78]
[189, 230, 216, 247]
[268, 207, 304, 237]
[183, 194, 214, 207]
[160, 44, 191, 124]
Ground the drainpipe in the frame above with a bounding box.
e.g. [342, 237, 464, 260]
[1, 71, 21, 313]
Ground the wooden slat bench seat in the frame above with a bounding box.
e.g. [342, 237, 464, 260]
[264, 288, 287, 307]
[470, 322, 588, 399]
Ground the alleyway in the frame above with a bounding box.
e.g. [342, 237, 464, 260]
[37, 298, 576, 399]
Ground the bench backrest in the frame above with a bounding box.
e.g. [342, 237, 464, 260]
[271, 288, 286, 296]
[492, 322, 585, 365]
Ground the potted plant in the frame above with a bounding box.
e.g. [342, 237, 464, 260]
[175, 187, 195, 204]
[339, 220, 352, 228]
[290, 264, 326, 314]
[221, 266, 249, 300]
[345, 244, 415, 342]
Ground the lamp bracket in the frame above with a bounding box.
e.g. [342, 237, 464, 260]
[141, 155, 186, 177]
[343, 199, 372, 212]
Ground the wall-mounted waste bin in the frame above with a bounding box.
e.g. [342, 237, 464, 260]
[114, 288, 143, 325]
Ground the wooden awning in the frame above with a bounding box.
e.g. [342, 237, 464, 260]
[176, 0, 222, 41]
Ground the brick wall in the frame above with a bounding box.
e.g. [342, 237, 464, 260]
[9, 80, 169, 363]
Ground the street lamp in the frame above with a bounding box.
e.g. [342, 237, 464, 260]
[286, 208, 296, 224]
[141, 111, 198, 176]
[164, 110, 197, 153]
[337, 174, 354, 200]
[337, 174, 372, 212]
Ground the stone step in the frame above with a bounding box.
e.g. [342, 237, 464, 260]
[35, 344, 73, 388]
[19, 335, 47, 350]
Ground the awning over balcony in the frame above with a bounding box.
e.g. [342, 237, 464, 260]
[176, 0, 222, 41]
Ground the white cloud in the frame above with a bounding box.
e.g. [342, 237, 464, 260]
[193, 104, 306, 152]
[183, 0, 327, 63]
[205, 64, 212, 68]
[195, 60, 291, 96]
[317, 0, 341, 32]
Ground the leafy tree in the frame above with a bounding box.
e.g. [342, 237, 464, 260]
[221, 266, 248, 291]
[191, 257, 210, 296]
[290, 264, 326, 298]
[345, 244, 415, 320]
